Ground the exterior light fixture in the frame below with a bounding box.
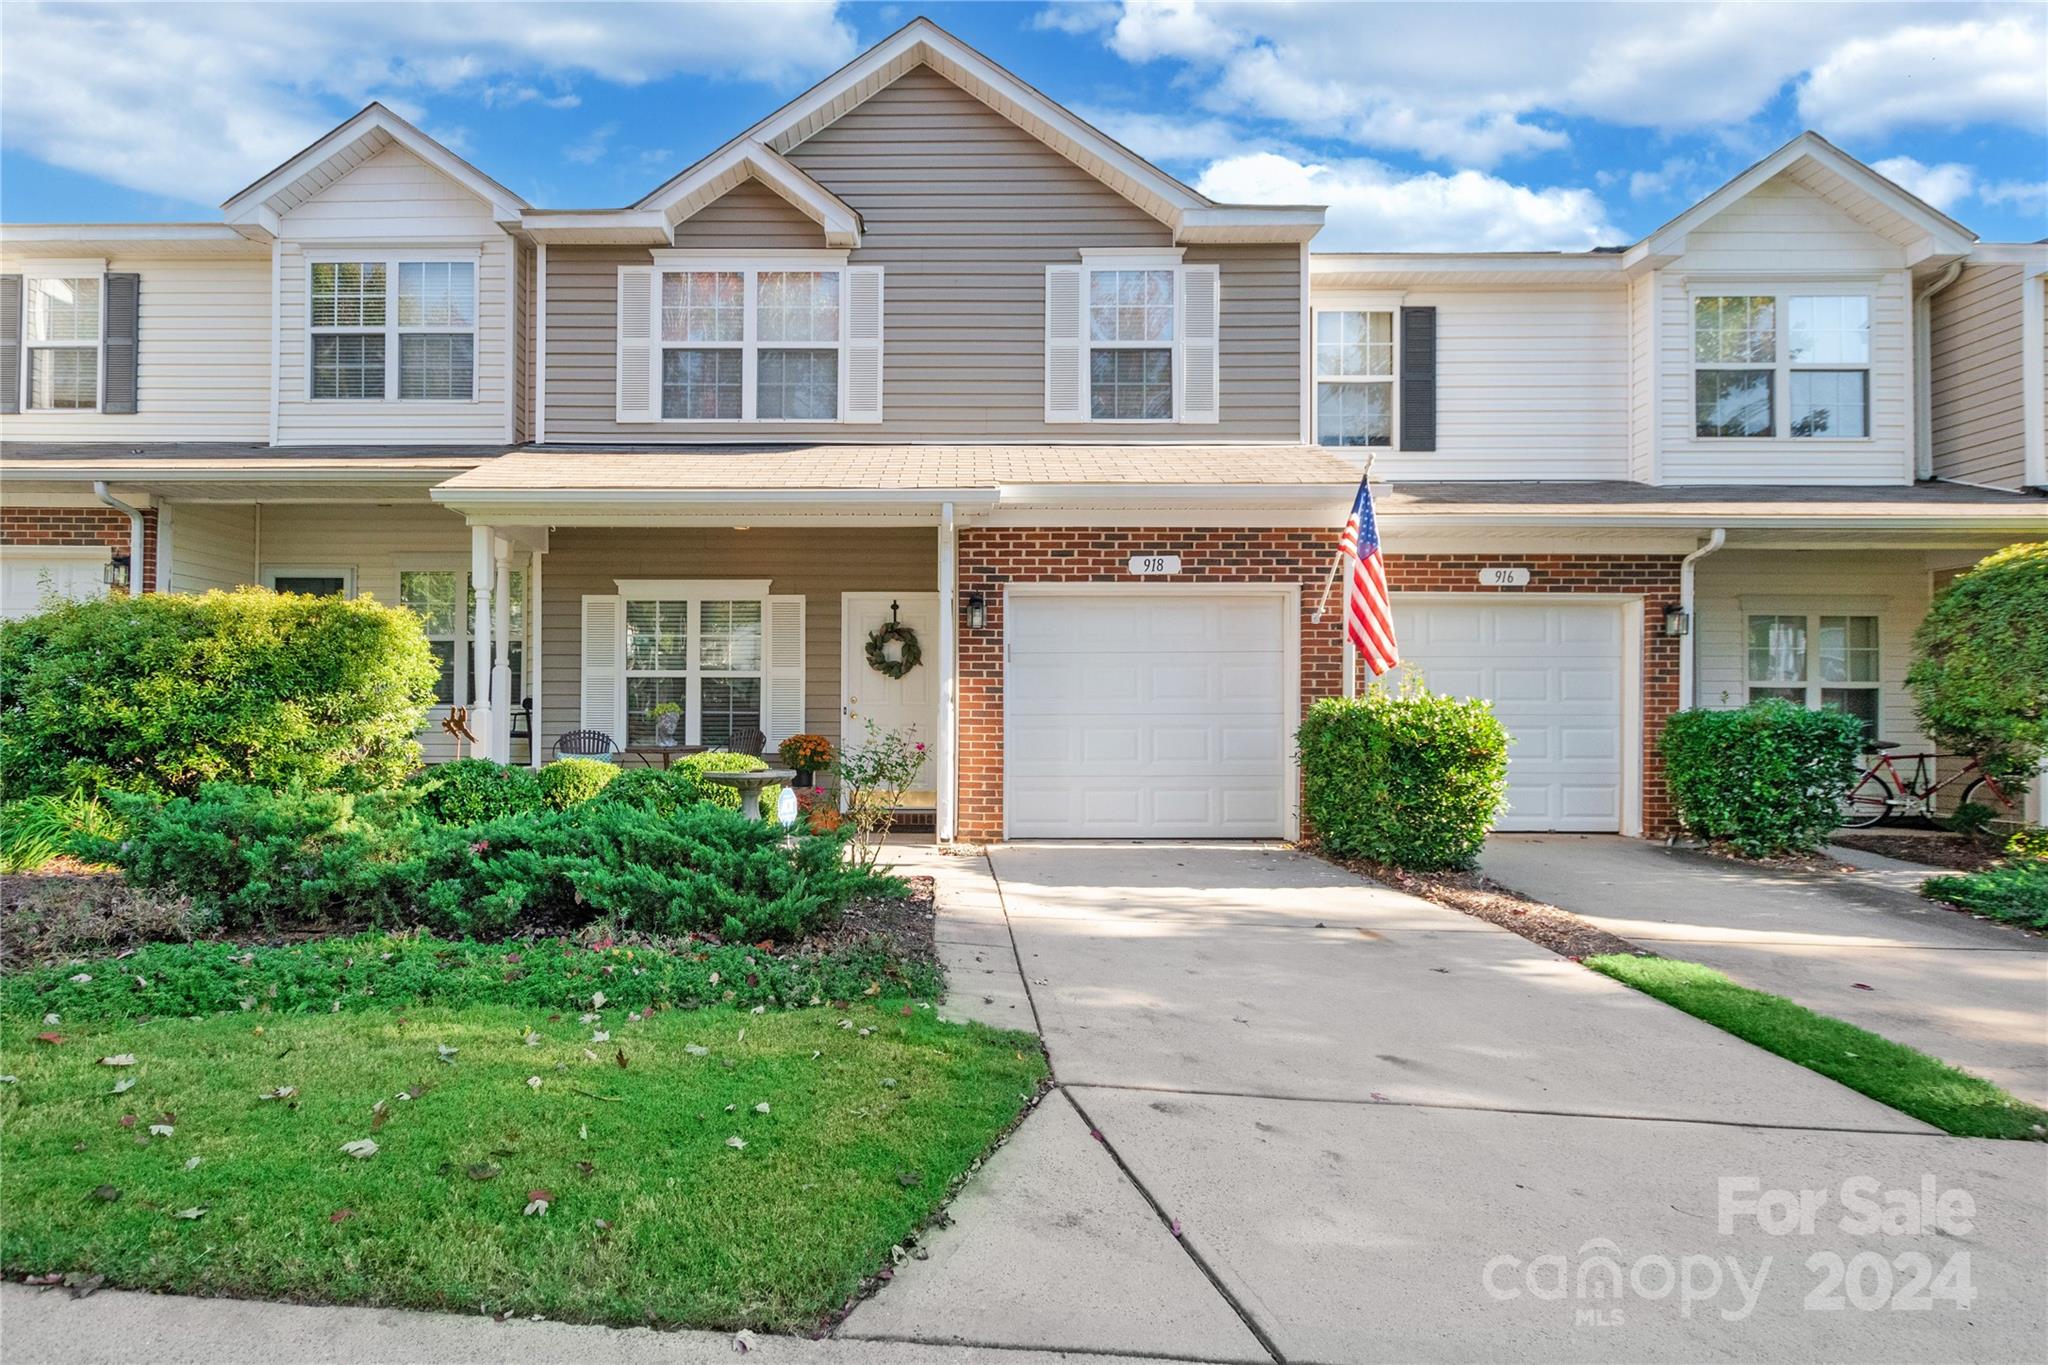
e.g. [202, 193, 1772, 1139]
[1662, 604, 1691, 637]
[104, 555, 132, 590]
[967, 593, 986, 630]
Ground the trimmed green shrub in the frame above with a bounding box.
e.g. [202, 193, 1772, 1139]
[535, 757, 620, 809]
[594, 765, 706, 817]
[1298, 684, 1509, 870]
[0, 792, 127, 872]
[1661, 701, 1866, 857]
[1923, 862, 2048, 929]
[675, 750, 774, 811]
[95, 783, 415, 932]
[408, 758, 544, 825]
[2004, 827, 2048, 862]
[396, 801, 888, 942]
[0, 587, 440, 799]
[1909, 542, 2048, 785]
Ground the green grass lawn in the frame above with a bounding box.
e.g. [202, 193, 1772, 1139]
[0, 1002, 1045, 1329]
[1586, 954, 2048, 1141]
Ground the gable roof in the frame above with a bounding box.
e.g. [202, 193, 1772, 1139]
[1625, 131, 1976, 270]
[639, 141, 862, 247]
[615, 17, 1322, 245]
[221, 103, 529, 237]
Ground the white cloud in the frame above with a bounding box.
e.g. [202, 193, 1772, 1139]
[1196, 152, 1620, 252]
[1870, 156, 1977, 211]
[1627, 156, 1711, 202]
[1073, 107, 1266, 164]
[563, 122, 620, 167]
[0, 1, 857, 206]
[1030, 2, 1121, 37]
[1979, 179, 2048, 216]
[1799, 16, 2048, 137]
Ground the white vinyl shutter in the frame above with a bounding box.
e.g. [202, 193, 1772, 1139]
[763, 594, 806, 747]
[615, 267, 656, 421]
[580, 594, 625, 743]
[1044, 265, 1086, 422]
[1179, 263, 1220, 423]
[843, 266, 884, 423]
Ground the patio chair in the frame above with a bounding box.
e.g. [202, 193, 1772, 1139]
[553, 728, 619, 760]
[729, 726, 767, 758]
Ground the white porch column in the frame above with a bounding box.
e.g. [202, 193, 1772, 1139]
[937, 503, 958, 842]
[492, 536, 514, 763]
[528, 548, 544, 770]
[469, 525, 496, 761]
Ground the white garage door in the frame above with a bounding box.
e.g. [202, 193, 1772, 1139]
[2, 547, 110, 620]
[1390, 601, 1625, 832]
[1006, 592, 1290, 837]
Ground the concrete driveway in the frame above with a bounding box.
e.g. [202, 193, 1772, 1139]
[846, 843, 2048, 1365]
[1482, 835, 2048, 1107]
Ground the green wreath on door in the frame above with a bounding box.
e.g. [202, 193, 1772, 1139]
[865, 620, 923, 679]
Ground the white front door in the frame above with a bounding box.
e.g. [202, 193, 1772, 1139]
[1388, 601, 1626, 832]
[842, 592, 941, 807]
[2, 547, 111, 620]
[1004, 590, 1292, 838]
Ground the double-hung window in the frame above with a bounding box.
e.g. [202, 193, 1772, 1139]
[398, 567, 526, 707]
[1087, 268, 1176, 419]
[1043, 256, 1220, 424]
[622, 594, 763, 746]
[310, 256, 476, 401]
[1746, 612, 1880, 735]
[1313, 308, 1395, 447]
[24, 274, 102, 411]
[1695, 292, 1870, 439]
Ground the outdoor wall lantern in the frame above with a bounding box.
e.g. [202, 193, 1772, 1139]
[966, 593, 986, 630]
[1662, 604, 1691, 637]
[104, 555, 132, 589]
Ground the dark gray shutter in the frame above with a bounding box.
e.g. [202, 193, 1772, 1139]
[103, 273, 140, 414]
[0, 275, 20, 416]
[1398, 305, 1437, 452]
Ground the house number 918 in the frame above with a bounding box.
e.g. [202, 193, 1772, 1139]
[1129, 554, 1182, 575]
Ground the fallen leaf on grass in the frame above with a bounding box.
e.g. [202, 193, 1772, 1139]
[118, 1114, 136, 1129]
[754, 1102, 770, 1115]
[684, 1044, 710, 1057]
[437, 1044, 459, 1064]
[725, 1136, 746, 1150]
[329, 1208, 355, 1223]
[68, 974, 92, 984]
[339, 1139, 379, 1159]
[523, 1031, 541, 1047]
[148, 1124, 174, 1137]
[527, 1076, 543, 1090]
[591, 1031, 611, 1044]
[92, 1185, 121, 1202]
[171, 1207, 206, 1220]
[591, 991, 607, 1009]
[371, 1107, 391, 1132]
[63, 1272, 104, 1298]
[258, 1086, 296, 1101]
[42, 1013, 59, 1026]
[98, 1055, 136, 1067]
[614, 1049, 628, 1069]
[110, 1078, 135, 1095]
[575, 1161, 595, 1178]
[896, 1170, 922, 1187]
[34, 1034, 62, 1046]
[184, 1157, 202, 1170]
[523, 1189, 553, 1216]
[468, 1164, 501, 1181]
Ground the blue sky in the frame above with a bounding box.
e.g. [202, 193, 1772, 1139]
[3, 1, 2043, 250]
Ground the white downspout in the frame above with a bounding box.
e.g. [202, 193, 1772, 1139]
[1913, 260, 1964, 481]
[936, 502, 958, 843]
[92, 481, 146, 596]
[1677, 528, 1727, 711]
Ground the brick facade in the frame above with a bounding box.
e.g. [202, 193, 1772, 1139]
[1, 506, 158, 593]
[954, 527, 1683, 841]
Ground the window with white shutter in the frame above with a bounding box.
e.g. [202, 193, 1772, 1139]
[1046, 257, 1219, 424]
[594, 580, 800, 751]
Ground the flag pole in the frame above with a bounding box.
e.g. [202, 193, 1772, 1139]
[1311, 451, 1375, 623]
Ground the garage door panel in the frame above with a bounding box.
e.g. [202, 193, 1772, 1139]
[1006, 593, 1289, 838]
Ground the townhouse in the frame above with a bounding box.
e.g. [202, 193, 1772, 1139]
[4, 18, 2044, 840]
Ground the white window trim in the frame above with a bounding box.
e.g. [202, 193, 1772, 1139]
[261, 565, 356, 597]
[642, 254, 853, 424]
[20, 260, 108, 415]
[1310, 300, 1401, 449]
[1080, 252, 1186, 425]
[1689, 285, 1874, 443]
[1743, 609, 1881, 717]
[305, 249, 481, 404]
[613, 578, 772, 747]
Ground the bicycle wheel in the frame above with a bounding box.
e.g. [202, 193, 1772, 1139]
[1958, 775, 2023, 823]
[1838, 771, 1893, 828]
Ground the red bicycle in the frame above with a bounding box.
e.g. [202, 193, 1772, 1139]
[1839, 742, 2023, 829]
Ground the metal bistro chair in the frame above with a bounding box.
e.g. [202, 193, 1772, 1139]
[553, 728, 620, 761]
[508, 696, 535, 761]
[728, 726, 767, 758]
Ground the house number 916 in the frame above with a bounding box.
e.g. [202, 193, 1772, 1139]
[1478, 567, 1532, 587]
[1129, 554, 1181, 575]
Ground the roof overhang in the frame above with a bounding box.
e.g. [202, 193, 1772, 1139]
[1312, 252, 1626, 289]
[631, 141, 861, 247]
[0, 224, 269, 259]
[220, 104, 528, 239]
[518, 209, 673, 247]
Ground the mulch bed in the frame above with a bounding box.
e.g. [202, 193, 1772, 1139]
[805, 875, 937, 963]
[1831, 830, 2005, 872]
[1319, 850, 1646, 960]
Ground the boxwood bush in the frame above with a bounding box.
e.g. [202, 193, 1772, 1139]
[1660, 700, 1867, 856]
[595, 764, 705, 816]
[535, 756, 620, 809]
[674, 750, 774, 811]
[1298, 685, 1509, 870]
[408, 758, 544, 824]
[0, 587, 439, 798]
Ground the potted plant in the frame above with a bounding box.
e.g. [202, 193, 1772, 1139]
[778, 732, 835, 787]
[649, 701, 683, 748]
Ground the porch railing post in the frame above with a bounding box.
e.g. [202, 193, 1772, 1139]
[492, 535, 514, 764]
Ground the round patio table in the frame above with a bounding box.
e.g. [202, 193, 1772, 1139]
[699, 767, 797, 821]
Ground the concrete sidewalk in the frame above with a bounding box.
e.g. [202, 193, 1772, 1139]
[841, 843, 2048, 1364]
[1482, 834, 2048, 1106]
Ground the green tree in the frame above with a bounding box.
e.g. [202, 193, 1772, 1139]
[1908, 542, 2048, 783]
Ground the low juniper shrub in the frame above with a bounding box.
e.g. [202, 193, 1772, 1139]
[407, 758, 544, 825]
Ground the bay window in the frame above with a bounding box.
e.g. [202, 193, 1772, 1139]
[1746, 612, 1880, 735]
[1314, 308, 1395, 447]
[1695, 292, 1869, 439]
[310, 257, 476, 401]
[25, 275, 102, 411]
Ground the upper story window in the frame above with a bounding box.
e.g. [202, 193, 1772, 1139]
[1694, 292, 1869, 439]
[25, 275, 101, 411]
[1314, 309, 1395, 447]
[1043, 257, 1219, 425]
[1088, 268, 1175, 420]
[309, 257, 475, 402]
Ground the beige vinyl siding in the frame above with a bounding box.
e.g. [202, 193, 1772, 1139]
[163, 502, 256, 593]
[543, 65, 1301, 443]
[274, 145, 515, 446]
[1361, 286, 1630, 481]
[1930, 262, 2027, 488]
[1678, 174, 1908, 274]
[672, 180, 828, 248]
[0, 255, 270, 442]
[1628, 272, 1656, 481]
[538, 526, 936, 757]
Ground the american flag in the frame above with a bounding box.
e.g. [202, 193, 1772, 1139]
[1341, 473, 1401, 675]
